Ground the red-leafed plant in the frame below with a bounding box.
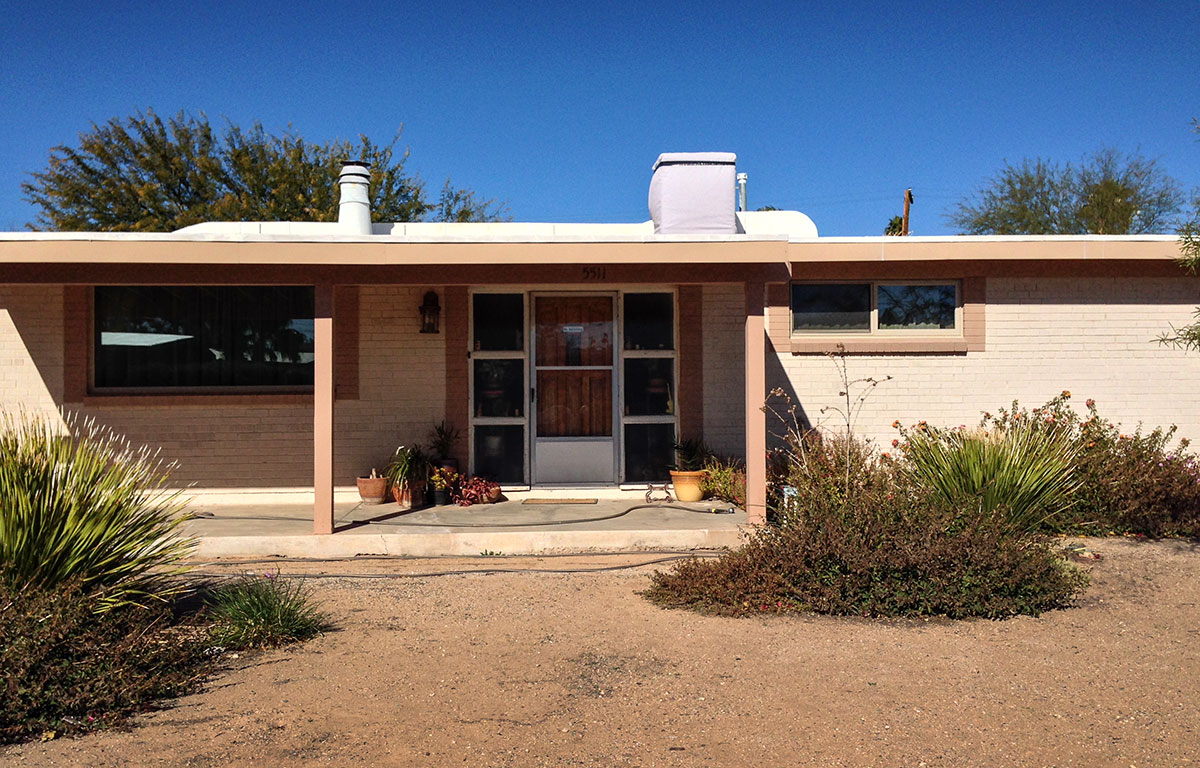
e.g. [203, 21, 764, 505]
[453, 476, 501, 506]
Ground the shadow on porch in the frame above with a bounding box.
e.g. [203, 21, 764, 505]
[181, 496, 747, 559]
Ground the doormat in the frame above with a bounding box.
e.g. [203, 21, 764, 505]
[522, 498, 598, 505]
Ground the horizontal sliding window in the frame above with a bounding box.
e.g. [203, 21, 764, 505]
[878, 284, 956, 330]
[791, 281, 959, 335]
[791, 283, 871, 332]
[94, 286, 315, 389]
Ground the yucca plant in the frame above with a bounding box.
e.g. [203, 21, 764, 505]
[0, 410, 193, 610]
[899, 420, 1080, 533]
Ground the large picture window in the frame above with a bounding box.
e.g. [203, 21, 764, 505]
[94, 286, 315, 390]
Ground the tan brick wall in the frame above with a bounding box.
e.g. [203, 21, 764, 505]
[0, 285, 64, 419]
[770, 276, 1200, 449]
[1, 284, 445, 487]
[700, 284, 746, 458]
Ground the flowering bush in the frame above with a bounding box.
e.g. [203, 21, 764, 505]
[982, 392, 1200, 537]
[700, 456, 746, 507]
[430, 467, 459, 491]
[453, 476, 500, 506]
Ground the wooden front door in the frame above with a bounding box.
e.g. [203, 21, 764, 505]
[531, 294, 617, 483]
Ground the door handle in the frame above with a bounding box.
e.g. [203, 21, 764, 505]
[531, 387, 536, 403]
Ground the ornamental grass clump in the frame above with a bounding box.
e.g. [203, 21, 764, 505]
[897, 419, 1080, 534]
[0, 410, 192, 611]
[207, 572, 329, 649]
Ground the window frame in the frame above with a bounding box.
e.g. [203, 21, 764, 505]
[89, 285, 317, 396]
[790, 279, 963, 338]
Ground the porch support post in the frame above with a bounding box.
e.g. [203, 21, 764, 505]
[744, 280, 768, 525]
[314, 282, 335, 535]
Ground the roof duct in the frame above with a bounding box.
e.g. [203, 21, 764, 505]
[337, 161, 372, 234]
[648, 152, 737, 234]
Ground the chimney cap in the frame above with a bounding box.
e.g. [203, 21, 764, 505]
[338, 160, 371, 181]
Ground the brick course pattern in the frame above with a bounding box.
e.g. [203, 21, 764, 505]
[700, 284, 746, 458]
[0, 285, 445, 487]
[769, 276, 1200, 449]
[6, 276, 1199, 487]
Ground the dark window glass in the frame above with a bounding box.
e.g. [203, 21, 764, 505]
[474, 425, 524, 482]
[473, 294, 524, 351]
[94, 287, 314, 389]
[624, 423, 676, 482]
[624, 359, 675, 416]
[791, 283, 870, 332]
[623, 293, 674, 350]
[878, 284, 957, 330]
[474, 359, 524, 418]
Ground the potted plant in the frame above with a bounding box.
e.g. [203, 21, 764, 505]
[454, 476, 502, 506]
[356, 467, 388, 505]
[385, 445, 430, 509]
[670, 438, 711, 503]
[430, 466, 459, 506]
[429, 420, 463, 471]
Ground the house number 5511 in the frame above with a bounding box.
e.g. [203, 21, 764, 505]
[582, 266, 606, 280]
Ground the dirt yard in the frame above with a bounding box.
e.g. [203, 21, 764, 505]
[6, 539, 1199, 767]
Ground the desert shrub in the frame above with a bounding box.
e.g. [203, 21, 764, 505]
[644, 474, 1087, 619]
[898, 419, 1079, 533]
[0, 578, 211, 743]
[769, 427, 892, 525]
[649, 413, 1086, 620]
[984, 393, 1200, 537]
[700, 456, 746, 507]
[207, 573, 329, 649]
[0, 411, 192, 610]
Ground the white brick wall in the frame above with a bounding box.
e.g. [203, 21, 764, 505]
[701, 284, 745, 458]
[771, 276, 1200, 450]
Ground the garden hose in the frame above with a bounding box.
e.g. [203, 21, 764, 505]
[181, 552, 723, 581]
[188, 501, 739, 529]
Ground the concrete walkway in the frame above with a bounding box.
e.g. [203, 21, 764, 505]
[182, 495, 748, 558]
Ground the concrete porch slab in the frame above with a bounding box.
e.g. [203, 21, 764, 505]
[182, 497, 748, 558]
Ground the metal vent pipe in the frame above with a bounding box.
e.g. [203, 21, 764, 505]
[337, 161, 372, 234]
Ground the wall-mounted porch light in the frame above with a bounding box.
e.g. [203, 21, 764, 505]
[419, 290, 441, 334]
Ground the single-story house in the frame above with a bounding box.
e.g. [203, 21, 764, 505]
[1, 153, 1196, 532]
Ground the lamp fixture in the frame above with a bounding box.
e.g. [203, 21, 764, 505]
[419, 291, 441, 334]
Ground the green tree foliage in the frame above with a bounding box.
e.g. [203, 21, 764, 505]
[884, 215, 904, 235]
[948, 149, 1184, 235]
[1159, 119, 1200, 351]
[22, 110, 507, 231]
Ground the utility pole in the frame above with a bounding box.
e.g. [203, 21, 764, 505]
[901, 188, 914, 236]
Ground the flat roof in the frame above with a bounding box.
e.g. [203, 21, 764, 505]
[0, 232, 1184, 270]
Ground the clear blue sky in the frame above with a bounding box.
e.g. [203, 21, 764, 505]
[2, 0, 1198, 235]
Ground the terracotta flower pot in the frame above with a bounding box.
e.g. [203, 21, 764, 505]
[357, 476, 388, 505]
[669, 470, 706, 503]
[392, 481, 426, 509]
